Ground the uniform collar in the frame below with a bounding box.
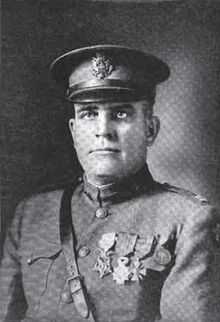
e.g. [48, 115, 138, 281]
[83, 164, 156, 204]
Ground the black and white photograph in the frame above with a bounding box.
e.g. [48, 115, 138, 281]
[1, 1, 220, 321]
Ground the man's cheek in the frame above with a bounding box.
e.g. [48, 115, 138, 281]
[75, 133, 88, 147]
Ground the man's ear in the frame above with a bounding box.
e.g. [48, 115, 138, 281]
[146, 115, 160, 146]
[68, 118, 76, 142]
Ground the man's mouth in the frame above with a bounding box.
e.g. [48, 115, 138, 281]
[89, 148, 120, 154]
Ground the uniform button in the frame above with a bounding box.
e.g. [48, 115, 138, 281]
[61, 290, 73, 304]
[78, 246, 90, 258]
[27, 258, 33, 265]
[95, 207, 109, 219]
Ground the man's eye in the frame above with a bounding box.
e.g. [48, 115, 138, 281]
[79, 111, 97, 119]
[116, 111, 128, 119]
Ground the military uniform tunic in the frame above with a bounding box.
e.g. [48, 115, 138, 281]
[1, 167, 220, 322]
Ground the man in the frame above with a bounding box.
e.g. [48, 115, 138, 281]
[1, 45, 220, 322]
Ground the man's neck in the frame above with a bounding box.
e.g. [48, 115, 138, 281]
[85, 166, 147, 188]
[82, 165, 156, 204]
[86, 175, 117, 188]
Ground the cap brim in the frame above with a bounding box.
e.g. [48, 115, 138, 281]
[67, 86, 153, 103]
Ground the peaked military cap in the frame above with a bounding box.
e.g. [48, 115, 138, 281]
[50, 44, 170, 103]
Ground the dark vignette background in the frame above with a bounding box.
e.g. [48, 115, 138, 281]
[1, 0, 220, 252]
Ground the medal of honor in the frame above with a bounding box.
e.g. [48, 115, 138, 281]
[94, 232, 172, 283]
[93, 249, 112, 278]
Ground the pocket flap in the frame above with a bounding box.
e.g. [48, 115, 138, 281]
[24, 244, 62, 266]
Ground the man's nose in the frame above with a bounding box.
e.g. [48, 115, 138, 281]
[95, 113, 115, 138]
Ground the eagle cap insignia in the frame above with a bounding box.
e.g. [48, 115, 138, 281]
[92, 53, 114, 79]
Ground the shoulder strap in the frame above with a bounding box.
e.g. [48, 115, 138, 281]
[60, 183, 95, 321]
[163, 182, 209, 205]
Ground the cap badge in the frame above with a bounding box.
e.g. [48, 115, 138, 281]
[92, 53, 114, 79]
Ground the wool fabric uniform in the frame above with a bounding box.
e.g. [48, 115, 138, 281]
[0, 167, 220, 322]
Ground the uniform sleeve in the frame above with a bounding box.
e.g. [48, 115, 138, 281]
[160, 205, 220, 322]
[0, 201, 27, 322]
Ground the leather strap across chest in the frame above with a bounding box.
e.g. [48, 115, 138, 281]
[60, 183, 95, 322]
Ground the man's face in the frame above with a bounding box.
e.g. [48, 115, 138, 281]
[69, 100, 159, 185]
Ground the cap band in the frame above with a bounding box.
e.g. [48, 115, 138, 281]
[66, 79, 152, 102]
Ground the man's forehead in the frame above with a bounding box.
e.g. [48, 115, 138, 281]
[74, 100, 149, 110]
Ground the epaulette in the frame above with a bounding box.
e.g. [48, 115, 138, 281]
[162, 183, 209, 205]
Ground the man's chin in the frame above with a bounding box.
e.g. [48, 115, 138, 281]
[86, 158, 122, 173]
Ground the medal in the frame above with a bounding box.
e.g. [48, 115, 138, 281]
[94, 232, 172, 283]
[135, 236, 154, 258]
[112, 257, 131, 285]
[94, 233, 116, 279]
[130, 258, 147, 281]
[154, 246, 172, 266]
[115, 232, 138, 256]
[93, 249, 112, 278]
[99, 232, 116, 252]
